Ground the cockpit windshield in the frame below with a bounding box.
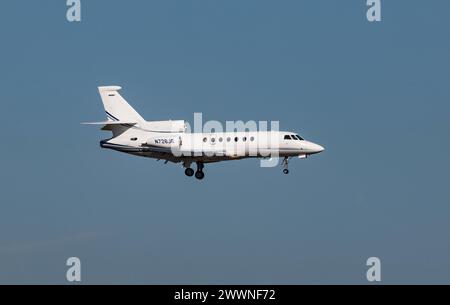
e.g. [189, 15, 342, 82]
[284, 134, 304, 141]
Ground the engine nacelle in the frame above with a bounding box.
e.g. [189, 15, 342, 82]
[146, 120, 186, 133]
[146, 136, 181, 148]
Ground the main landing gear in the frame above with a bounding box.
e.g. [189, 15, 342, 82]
[282, 157, 289, 175]
[184, 162, 205, 180]
[195, 162, 205, 180]
[184, 168, 194, 177]
[195, 170, 205, 180]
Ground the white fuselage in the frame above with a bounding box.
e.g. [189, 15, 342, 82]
[100, 124, 324, 163]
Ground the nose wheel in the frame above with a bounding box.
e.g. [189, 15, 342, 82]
[282, 157, 289, 175]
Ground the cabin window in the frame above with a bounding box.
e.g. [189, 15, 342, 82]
[284, 135, 292, 140]
[203, 137, 207, 142]
[219, 137, 223, 142]
[242, 137, 247, 142]
[227, 137, 231, 142]
[211, 138, 216, 143]
[234, 137, 239, 142]
[250, 136, 255, 142]
[130, 137, 138, 141]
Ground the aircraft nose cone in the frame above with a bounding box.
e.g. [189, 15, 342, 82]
[316, 144, 325, 153]
[310, 143, 325, 153]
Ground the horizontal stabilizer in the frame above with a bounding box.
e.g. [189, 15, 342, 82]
[81, 121, 137, 126]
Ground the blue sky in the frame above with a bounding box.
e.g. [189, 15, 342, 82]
[0, 0, 449, 284]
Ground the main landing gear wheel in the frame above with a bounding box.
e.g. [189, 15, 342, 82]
[195, 170, 205, 180]
[185, 168, 194, 177]
[283, 169, 289, 175]
[195, 162, 205, 180]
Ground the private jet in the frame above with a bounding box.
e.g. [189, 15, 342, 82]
[83, 86, 324, 180]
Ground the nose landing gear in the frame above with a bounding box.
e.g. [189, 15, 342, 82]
[282, 157, 289, 175]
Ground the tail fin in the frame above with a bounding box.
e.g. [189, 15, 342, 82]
[98, 86, 144, 123]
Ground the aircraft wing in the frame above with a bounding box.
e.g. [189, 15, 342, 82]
[143, 144, 227, 157]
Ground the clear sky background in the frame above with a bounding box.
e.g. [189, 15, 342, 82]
[0, 0, 449, 284]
